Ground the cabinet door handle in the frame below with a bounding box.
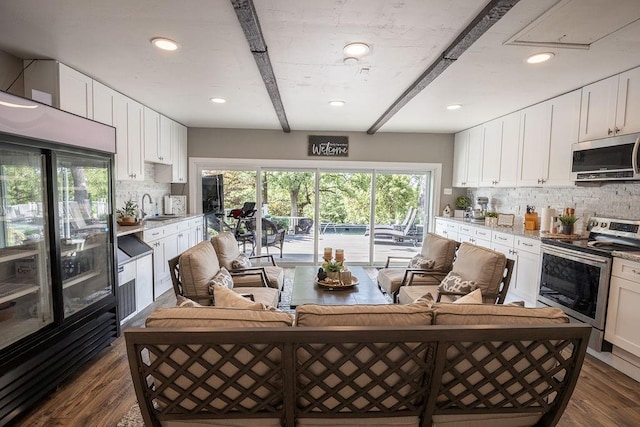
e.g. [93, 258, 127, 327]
[631, 269, 640, 275]
[497, 236, 506, 241]
[608, 127, 614, 135]
[522, 242, 534, 247]
[615, 127, 621, 134]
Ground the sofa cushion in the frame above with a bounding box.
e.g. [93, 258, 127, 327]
[146, 307, 293, 328]
[377, 269, 444, 295]
[176, 295, 203, 308]
[431, 304, 569, 326]
[211, 231, 241, 270]
[295, 302, 432, 327]
[212, 284, 266, 310]
[408, 254, 435, 269]
[231, 252, 252, 269]
[422, 233, 457, 271]
[451, 243, 506, 299]
[451, 288, 483, 304]
[178, 240, 220, 303]
[438, 271, 477, 295]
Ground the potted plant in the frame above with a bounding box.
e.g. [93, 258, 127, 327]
[558, 214, 577, 235]
[117, 199, 138, 224]
[485, 211, 498, 227]
[454, 195, 471, 218]
[322, 260, 342, 281]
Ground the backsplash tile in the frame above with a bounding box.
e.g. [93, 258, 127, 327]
[470, 183, 640, 233]
[115, 163, 171, 217]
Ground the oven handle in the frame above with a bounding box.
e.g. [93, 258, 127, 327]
[541, 244, 610, 265]
[633, 136, 640, 174]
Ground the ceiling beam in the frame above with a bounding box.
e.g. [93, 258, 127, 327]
[230, 0, 291, 133]
[366, 0, 520, 135]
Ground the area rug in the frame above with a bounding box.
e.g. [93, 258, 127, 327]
[117, 403, 144, 427]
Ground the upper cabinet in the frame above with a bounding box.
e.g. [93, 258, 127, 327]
[114, 93, 144, 181]
[479, 111, 520, 187]
[517, 101, 552, 186]
[579, 66, 640, 141]
[546, 90, 581, 186]
[452, 129, 469, 187]
[155, 121, 188, 184]
[452, 126, 481, 187]
[143, 108, 172, 165]
[24, 61, 93, 119]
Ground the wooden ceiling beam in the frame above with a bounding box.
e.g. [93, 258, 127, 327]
[366, 0, 520, 135]
[231, 0, 291, 133]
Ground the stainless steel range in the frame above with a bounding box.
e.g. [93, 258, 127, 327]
[538, 216, 640, 351]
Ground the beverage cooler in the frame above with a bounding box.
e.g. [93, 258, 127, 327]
[0, 91, 118, 425]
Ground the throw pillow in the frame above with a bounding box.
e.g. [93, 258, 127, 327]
[438, 271, 477, 295]
[208, 267, 234, 291]
[413, 292, 435, 306]
[211, 284, 265, 310]
[452, 288, 483, 304]
[408, 254, 436, 269]
[231, 253, 252, 269]
[176, 295, 203, 308]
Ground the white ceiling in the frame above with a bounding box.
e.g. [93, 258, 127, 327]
[1, 0, 640, 134]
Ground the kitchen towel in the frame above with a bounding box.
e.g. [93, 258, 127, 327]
[540, 207, 554, 232]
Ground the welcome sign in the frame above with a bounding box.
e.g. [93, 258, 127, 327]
[308, 135, 349, 157]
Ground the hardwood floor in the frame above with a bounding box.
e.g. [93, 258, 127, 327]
[11, 268, 640, 426]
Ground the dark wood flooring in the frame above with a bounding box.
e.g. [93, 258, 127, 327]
[11, 268, 640, 426]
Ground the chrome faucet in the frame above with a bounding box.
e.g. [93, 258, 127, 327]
[141, 193, 153, 218]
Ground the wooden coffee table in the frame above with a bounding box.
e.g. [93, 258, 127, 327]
[290, 266, 389, 308]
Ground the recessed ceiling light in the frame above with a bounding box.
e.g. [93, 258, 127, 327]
[343, 57, 359, 65]
[526, 52, 554, 64]
[329, 100, 345, 107]
[343, 42, 370, 57]
[210, 97, 227, 104]
[446, 104, 462, 110]
[151, 37, 179, 51]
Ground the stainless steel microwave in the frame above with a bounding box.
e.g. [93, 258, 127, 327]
[571, 133, 640, 182]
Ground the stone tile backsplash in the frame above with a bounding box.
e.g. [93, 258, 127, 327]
[115, 163, 171, 217]
[469, 183, 640, 233]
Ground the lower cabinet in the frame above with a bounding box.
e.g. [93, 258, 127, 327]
[605, 258, 640, 357]
[510, 239, 540, 306]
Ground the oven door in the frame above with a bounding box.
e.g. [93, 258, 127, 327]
[537, 244, 611, 329]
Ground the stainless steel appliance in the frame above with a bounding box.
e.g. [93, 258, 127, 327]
[538, 216, 640, 351]
[571, 133, 640, 182]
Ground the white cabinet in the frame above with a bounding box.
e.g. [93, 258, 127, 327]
[114, 94, 144, 181]
[605, 257, 640, 357]
[136, 254, 154, 313]
[479, 118, 502, 187]
[510, 237, 541, 306]
[144, 108, 172, 164]
[23, 60, 93, 119]
[92, 80, 115, 126]
[546, 90, 581, 186]
[156, 120, 188, 183]
[479, 112, 520, 187]
[517, 101, 552, 186]
[579, 66, 640, 141]
[435, 218, 459, 241]
[190, 217, 204, 246]
[452, 126, 481, 187]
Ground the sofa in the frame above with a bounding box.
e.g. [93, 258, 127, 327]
[126, 301, 591, 427]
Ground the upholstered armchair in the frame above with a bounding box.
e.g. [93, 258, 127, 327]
[211, 231, 284, 290]
[396, 242, 514, 305]
[377, 233, 458, 302]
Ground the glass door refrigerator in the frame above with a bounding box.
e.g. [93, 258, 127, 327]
[0, 91, 118, 425]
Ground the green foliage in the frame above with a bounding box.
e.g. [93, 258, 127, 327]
[485, 211, 498, 218]
[322, 260, 342, 272]
[117, 199, 138, 219]
[559, 214, 577, 225]
[455, 196, 471, 209]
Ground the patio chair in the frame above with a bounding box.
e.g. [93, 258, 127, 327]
[377, 233, 458, 301]
[368, 206, 415, 232]
[294, 217, 313, 234]
[249, 218, 285, 258]
[396, 242, 514, 305]
[365, 207, 418, 243]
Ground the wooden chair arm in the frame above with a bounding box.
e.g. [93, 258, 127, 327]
[384, 256, 413, 268]
[230, 267, 270, 287]
[249, 254, 277, 266]
[404, 269, 447, 286]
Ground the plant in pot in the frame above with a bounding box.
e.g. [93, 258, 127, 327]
[558, 214, 577, 235]
[322, 260, 342, 281]
[454, 195, 471, 218]
[485, 211, 498, 227]
[117, 199, 138, 224]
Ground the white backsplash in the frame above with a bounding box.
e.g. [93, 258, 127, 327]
[469, 183, 640, 233]
[115, 163, 171, 217]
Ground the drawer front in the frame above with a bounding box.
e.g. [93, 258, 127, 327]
[163, 223, 181, 235]
[612, 257, 640, 282]
[142, 227, 165, 241]
[190, 217, 203, 229]
[444, 221, 459, 232]
[474, 228, 492, 240]
[515, 237, 541, 254]
[459, 225, 474, 235]
[492, 231, 514, 246]
[177, 219, 191, 232]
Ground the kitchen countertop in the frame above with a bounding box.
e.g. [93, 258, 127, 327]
[611, 251, 640, 262]
[116, 214, 203, 237]
[435, 216, 542, 240]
